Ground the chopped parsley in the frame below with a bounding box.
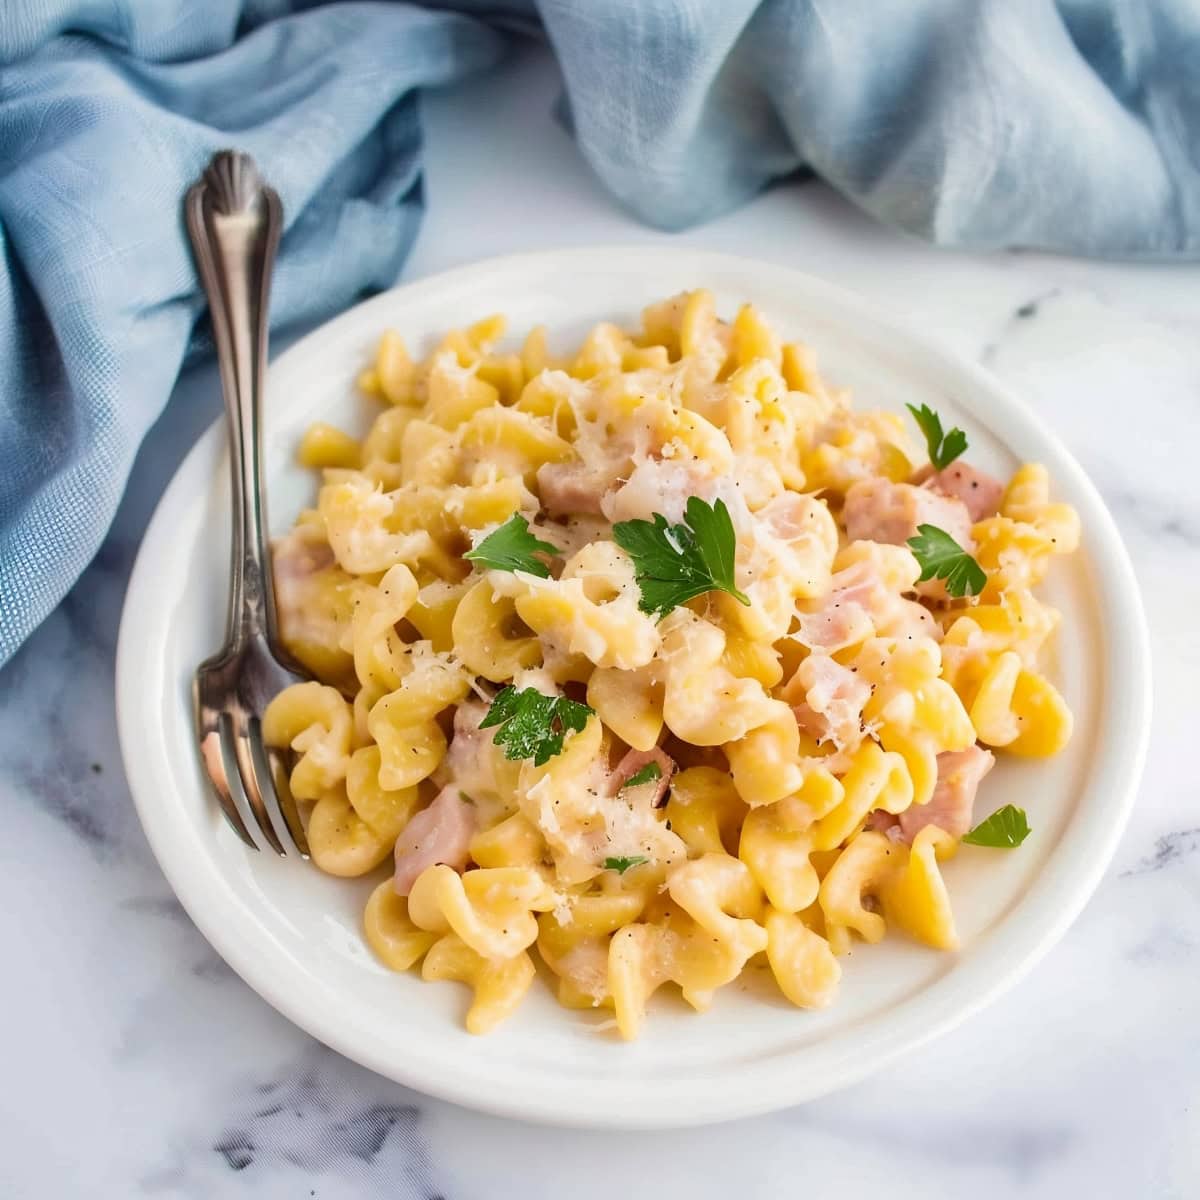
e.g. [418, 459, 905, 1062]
[478, 685, 593, 766]
[962, 804, 1031, 848]
[612, 496, 749, 619]
[603, 855, 649, 874]
[907, 402, 968, 471]
[464, 513, 560, 578]
[622, 762, 662, 790]
[907, 524, 987, 598]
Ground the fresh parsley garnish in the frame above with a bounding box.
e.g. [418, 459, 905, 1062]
[604, 855, 649, 874]
[962, 805, 1031, 848]
[907, 524, 987, 598]
[622, 762, 662, 790]
[612, 496, 750, 619]
[907, 402, 968, 472]
[478, 685, 593, 766]
[465, 514, 560, 578]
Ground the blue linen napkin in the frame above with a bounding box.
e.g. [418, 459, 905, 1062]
[2, 0, 1197, 665]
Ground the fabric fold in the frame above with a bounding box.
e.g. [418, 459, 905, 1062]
[0, 3, 506, 660]
[1, 0, 1197, 663]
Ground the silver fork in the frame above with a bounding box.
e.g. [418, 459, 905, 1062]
[186, 150, 309, 857]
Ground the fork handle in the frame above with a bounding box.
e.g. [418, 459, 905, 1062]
[185, 151, 284, 652]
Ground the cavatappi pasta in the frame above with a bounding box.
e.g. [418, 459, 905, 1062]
[263, 291, 1080, 1038]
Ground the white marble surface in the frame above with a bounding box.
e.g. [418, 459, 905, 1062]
[2, 44, 1197, 1199]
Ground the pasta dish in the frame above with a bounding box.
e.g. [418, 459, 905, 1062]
[263, 291, 1079, 1038]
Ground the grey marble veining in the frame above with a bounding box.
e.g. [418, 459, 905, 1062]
[1, 45, 1197, 1200]
[979, 288, 1062, 364]
[1123, 829, 1200, 876]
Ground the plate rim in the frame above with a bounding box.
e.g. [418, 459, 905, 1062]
[116, 246, 1152, 1128]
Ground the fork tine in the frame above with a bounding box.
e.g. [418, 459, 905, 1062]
[230, 714, 287, 856]
[250, 718, 310, 858]
[196, 710, 258, 850]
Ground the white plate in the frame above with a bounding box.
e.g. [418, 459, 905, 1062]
[117, 248, 1151, 1128]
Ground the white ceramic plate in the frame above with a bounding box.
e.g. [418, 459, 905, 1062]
[117, 248, 1150, 1128]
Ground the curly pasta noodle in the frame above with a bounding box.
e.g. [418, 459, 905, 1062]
[264, 291, 1079, 1038]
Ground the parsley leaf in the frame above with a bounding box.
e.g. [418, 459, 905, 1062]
[907, 402, 968, 471]
[604, 855, 649, 874]
[907, 524, 987, 598]
[612, 496, 750, 619]
[478, 685, 593, 766]
[622, 762, 662, 789]
[465, 514, 560, 578]
[962, 805, 1031, 848]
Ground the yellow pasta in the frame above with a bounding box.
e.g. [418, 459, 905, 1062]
[451, 579, 542, 682]
[421, 935, 537, 1035]
[265, 291, 1080, 1036]
[364, 879, 438, 970]
[407, 864, 557, 960]
[305, 787, 395, 877]
[490, 541, 659, 671]
[366, 647, 468, 790]
[765, 907, 841, 1009]
[262, 682, 352, 801]
[297, 421, 361, 470]
[538, 886, 650, 1008]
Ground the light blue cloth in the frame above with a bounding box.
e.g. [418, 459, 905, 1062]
[2, 0, 1198, 664]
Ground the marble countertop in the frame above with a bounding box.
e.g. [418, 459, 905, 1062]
[2, 45, 1196, 1200]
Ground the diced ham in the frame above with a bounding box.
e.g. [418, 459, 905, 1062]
[795, 560, 884, 651]
[751, 492, 841, 601]
[759, 491, 823, 541]
[434, 701, 502, 799]
[865, 810, 905, 843]
[784, 654, 871, 752]
[524, 737, 684, 882]
[272, 528, 336, 634]
[274, 526, 335, 582]
[608, 746, 675, 809]
[844, 476, 974, 550]
[532, 515, 611, 560]
[797, 548, 940, 649]
[897, 744, 995, 842]
[796, 595, 874, 651]
[536, 460, 617, 516]
[914, 461, 1004, 522]
[435, 702, 483, 778]
[795, 561, 874, 650]
[600, 457, 722, 525]
[392, 785, 477, 896]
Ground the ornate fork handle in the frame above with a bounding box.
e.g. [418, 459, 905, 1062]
[185, 151, 284, 653]
[186, 152, 308, 857]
